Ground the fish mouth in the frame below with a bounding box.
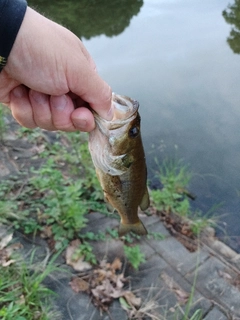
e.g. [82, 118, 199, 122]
[94, 93, 139, 133]
[111, 93, 139, 121]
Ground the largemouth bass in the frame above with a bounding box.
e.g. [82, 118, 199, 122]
[89, 93, 149, 236]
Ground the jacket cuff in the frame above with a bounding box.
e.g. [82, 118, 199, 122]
[0, 0, 27, 72]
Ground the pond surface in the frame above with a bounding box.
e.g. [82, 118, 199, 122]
[29, 0, 240, 250]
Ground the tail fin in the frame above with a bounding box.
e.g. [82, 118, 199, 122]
[118, 220, 148, 237]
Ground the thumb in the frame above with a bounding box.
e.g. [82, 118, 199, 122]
[68, 54, 113, 120]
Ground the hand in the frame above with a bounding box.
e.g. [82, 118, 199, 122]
[0, 7, 112, 132]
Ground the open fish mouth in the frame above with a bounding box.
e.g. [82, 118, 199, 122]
[93, 93, 139, 134]
[111, 93, 139, 121]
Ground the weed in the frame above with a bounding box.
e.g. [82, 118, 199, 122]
[0, 130, 107, 249]
[73, 241, 97, 265]
[147, 231, 165, 241]
[124, 245, 146, 270]
[0, 250, 60, 320]
[80, 231, 106, 241]
[189, 210, 215, 236]
[150, 158, 214, 235]
[105, 227, 119, 239]
[151, 159, 192, 216]
[28, 158, 89, 248]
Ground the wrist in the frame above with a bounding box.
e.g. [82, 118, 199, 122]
[0, 0, 27, 72]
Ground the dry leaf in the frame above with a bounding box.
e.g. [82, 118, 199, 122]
[173, 289, 189, 304]
[6, 242, 23, 253]
[161, 272, 189, 304]
[74, 255, 141, 313]
[111, 258, 122, 271]
[65, 239, 92, 271]
[40, 225, 52, 238]
[218, 270, 232, 280]
[123, 291, 141, 307]
[115, 274, 124, 290]
[2, 259, 16, 267]
[70, 277, 89, 293]
[0, 233, 13, 250]
[0, 241, 22, 267]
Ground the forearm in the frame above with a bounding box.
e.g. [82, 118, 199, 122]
[0, 0, 27, 72]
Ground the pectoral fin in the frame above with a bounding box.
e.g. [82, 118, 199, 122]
[105, 201, 115, 213]
[140, 187, 150, 211]
[121, 154, 134, 168]
[103, 192, 115, 213]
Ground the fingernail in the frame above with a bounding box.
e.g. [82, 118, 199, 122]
[73, 118, 87, 130]
[51, 95, 67, 110]
[12, 86, 24, 98]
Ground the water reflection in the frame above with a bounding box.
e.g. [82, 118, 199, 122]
[223, 0, 240, 53]
[28, 0, 143, 39]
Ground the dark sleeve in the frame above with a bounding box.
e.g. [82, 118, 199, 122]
[0, 0, 27, 72]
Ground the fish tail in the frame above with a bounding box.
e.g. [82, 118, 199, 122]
[118, 220, 148, 237]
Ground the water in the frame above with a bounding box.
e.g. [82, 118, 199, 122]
[29, 0, 240, 249]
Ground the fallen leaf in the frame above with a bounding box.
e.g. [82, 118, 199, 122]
[218, 270, 232, 280]
[0, 233, 13, 250]
[161, 272, 189, 304]
[70, 277, 89, 293]
[111, 258, 122, 271]
[2, 259, 16, 267]
[123, 291, 141, 307]
[119, 296, 131, 311]
[115, 274, 124, 290]
[173, 289, 189, 304]
[0, 241, 22, 267]
[40, 225, 52, 238]
[65, 239, 92, 271]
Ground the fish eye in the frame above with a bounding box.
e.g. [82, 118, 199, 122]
[129, 126, 139, 138]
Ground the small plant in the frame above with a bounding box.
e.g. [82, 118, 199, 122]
[147, 231, 165, 241]
[28, 158, 89, 248]
[0, 251, 59, 320]
[189, 209, 216, 236]
[150, 158, 215, 236]
[151, 159, 192, 216]
[73, 241, 97, 265]
[0, 129, 110, 250]
[124, 245, 146, 270]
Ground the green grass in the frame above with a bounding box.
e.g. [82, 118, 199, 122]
[150, 158, 215, 235]
[0, 250, 60, 320]
[150, 159, 192, 215]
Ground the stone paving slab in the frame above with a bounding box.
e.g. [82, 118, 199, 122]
[145, 235, 210, 276]
[142, 215, 171, 237]
[159, 265, 212, 319]
[203, 307, 228, 320]
[186, 256, 240, 317]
